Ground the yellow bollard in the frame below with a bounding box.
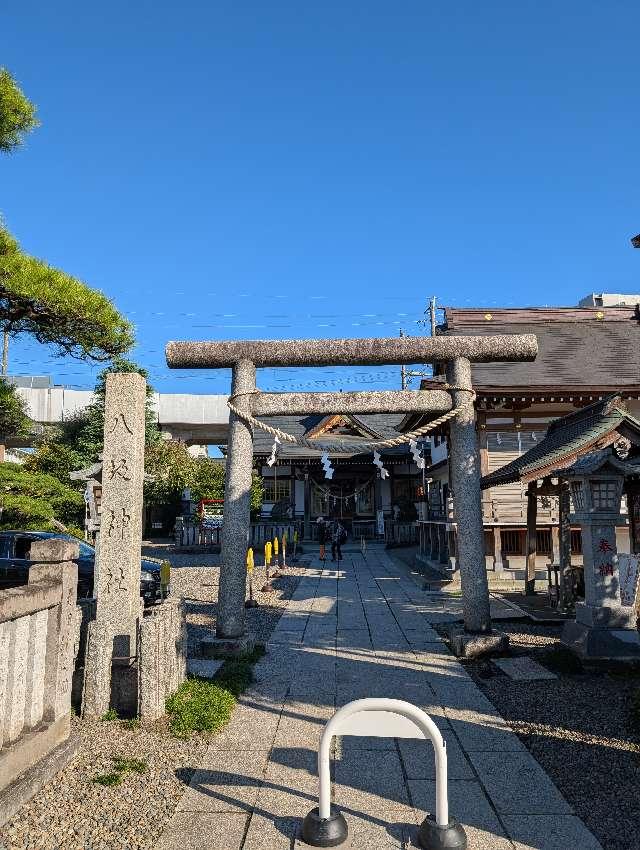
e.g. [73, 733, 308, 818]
[245, 547, 258, 608]
[272, 535, 281, 577]
[262, 541, 274, 592]
[160, 559, 171, 598]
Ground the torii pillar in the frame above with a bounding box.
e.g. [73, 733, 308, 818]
[166, 333, 537, 656]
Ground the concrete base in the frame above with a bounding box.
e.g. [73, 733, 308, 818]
[449, 628, 509, 659]
[201, 633, 255, 658]
[561, 620, 640, 663]
[418, 815, 467, 850]
[301, 806, 348, 847]
[0, 732, 80, 827]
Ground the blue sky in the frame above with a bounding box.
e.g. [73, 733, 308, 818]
[1, 1, 639, 396]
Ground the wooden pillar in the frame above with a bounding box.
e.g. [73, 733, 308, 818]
[628, 490, 640, 555]
[492, 527, 503, 573]
[439, 524, 449, 565]
[290, 466, 296, 518]
[525, 483, 538, 596]
[304, 468, 311, 540]
[551, 525, 560, 564]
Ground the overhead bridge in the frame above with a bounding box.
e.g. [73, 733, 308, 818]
[14, 386, 231, 446]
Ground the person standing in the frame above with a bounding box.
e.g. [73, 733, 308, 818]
[316, 516, 328, 561]
[331, 519, 347, 562]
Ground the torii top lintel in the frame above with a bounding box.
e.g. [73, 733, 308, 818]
[165, 334, 538, 370]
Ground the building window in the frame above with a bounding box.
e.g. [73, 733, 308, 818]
[571, 530, 582, 555]
[501, 529, 524, 555]
[263, 477, 291, 503]
[392, 477, 420, 502]
[536, 529, 552, 555]
[355, 481, 374, 515]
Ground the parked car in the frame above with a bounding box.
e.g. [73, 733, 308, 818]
[0, 531, 164, 605]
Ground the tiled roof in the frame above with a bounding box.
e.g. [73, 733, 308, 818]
[439, 306, 640, 390]
[253, 413, 410, 460]
[481, 395, 640, 489]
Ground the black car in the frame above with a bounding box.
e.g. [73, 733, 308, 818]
[0, 531, 164, 605]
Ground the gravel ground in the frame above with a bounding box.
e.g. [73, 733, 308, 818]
[461, 622, 640, 850]
[0, 716, 209, 850]
[183, 560, 309, 653]
[0, 552, 308, 850]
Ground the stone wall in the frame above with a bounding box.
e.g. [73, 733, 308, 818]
[0, 539, 80, 826]
[138, 598, 187, 721]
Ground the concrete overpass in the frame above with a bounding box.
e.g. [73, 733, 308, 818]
[15, 385, 231, 446]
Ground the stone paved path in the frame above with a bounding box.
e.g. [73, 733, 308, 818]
[157, 551, 602, 850]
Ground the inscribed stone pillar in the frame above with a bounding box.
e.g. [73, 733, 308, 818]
[96, 372, 146, 655]
[83, 373, 146, 716]
[446, 357, 491, 633]
[217, 360, 255, 639]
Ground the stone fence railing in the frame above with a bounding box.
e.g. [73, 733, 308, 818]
[0, 538, 80, 826]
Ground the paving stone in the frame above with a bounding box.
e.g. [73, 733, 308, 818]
[243, 812, 301, 850]
[176, 750, 269, 812]
[446, 706, 526, 753]
[208, 702, 282, 751]
[158, 538, 597, 850]
[156, 812, 249, 850]
[468, 751, 573, 815]
[398, 720, 474, 781]
[409, 780, 514, 850]
[503, 815, 603, 849]
[334, 750, 414, 817]
[492, 657, 558, 681]
[273, 700, 334, 748]
[267, 630, 305, 646]
[402, 627, 444, 647]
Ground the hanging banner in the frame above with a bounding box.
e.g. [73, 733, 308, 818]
[618, 553, 640, 607]
[376, 509, 385, 536]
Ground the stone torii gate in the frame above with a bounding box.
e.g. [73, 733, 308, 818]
[166, 334, 537, 653]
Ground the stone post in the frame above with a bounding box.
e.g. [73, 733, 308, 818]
[446, 358, 491, 635]
[83, 372, 147, 717]
[216, 359, 256, 642]
[29, 538, 79, 723]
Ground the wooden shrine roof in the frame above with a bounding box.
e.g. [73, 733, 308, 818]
[481, 395, 640, 489]
[253, 413, 413, 461]
[438, 306, 640, 393]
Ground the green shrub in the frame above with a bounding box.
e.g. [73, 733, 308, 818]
[100, 708, 118, 722]
[165, 644, 265, 738]
[93, 772, 122, 787]
[0, 462, 84, 530]
[166, 678, 236, 738]
[112, 756, 147, 774]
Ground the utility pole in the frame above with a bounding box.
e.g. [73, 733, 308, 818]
[2, 331, 8, 377]
[399, 329, 407, 390]
[429, 296, 437, 337]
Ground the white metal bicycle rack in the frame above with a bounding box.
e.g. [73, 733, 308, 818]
[301, 698, 467, 849]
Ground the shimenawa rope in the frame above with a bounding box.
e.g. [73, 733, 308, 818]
[226, 385, 475, 454]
